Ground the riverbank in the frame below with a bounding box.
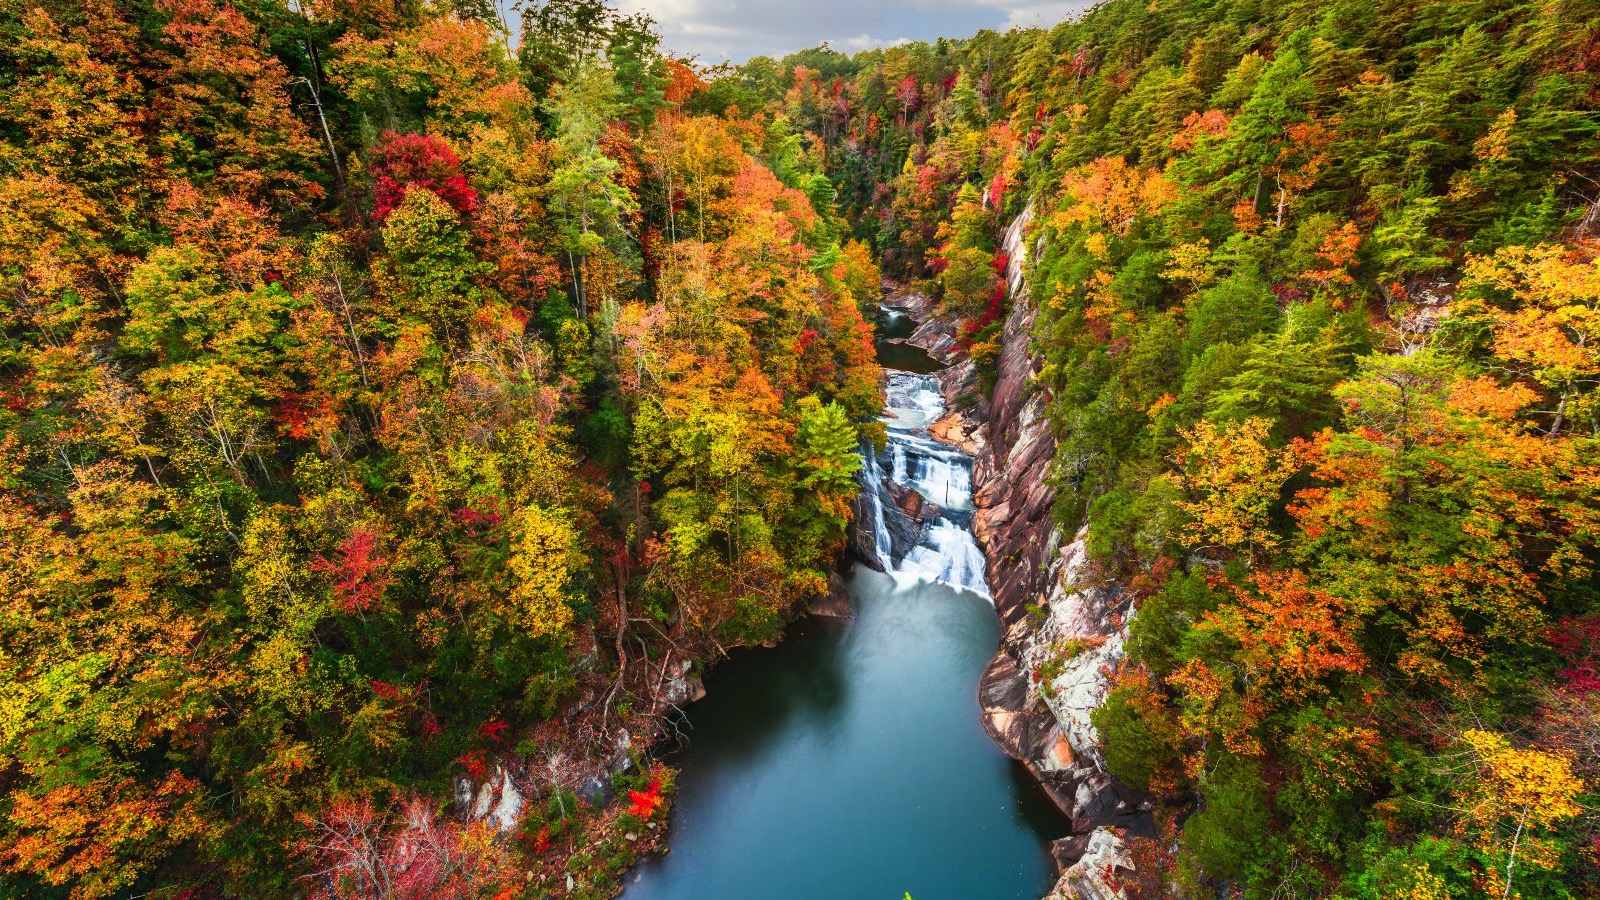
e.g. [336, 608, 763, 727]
[888, 205, 1149, 898]
[608, 206, 1143, 899]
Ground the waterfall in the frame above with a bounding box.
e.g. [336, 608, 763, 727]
[864, 370, 991, 599]
[863, 443, 893, 564]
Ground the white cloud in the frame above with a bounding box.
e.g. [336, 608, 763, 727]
[841, 34, 915, 51]
[615, 0, 1094, 62]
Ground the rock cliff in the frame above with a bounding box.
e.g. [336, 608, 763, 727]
[924, 204, 1146, 897]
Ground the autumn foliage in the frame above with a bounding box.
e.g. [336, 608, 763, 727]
[0, 1, 877, 897]
[369, 131, 479, 222]
[705, 5, 1600, 898]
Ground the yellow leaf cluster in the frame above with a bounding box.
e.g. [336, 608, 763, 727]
[505, 505, 581, 640]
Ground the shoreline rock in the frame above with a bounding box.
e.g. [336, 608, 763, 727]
[808, 572, 855, 619]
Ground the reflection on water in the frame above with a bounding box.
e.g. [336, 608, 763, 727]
[624, 572, 1064, 900]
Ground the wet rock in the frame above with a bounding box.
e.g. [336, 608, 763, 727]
[979, 651, 1028, 711]
[661, 660, 706, 708]
[907, 317, 960, 363]
[808, 572, 854, 618]
[887, 479, 942, 523]
[879, 482, 927, 562]
[850, 482, 887, 571]
[881, 285, 939, 321]
[851, 453, 928, 570]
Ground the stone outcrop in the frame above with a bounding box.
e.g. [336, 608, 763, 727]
[1048, 827, 1136, 900]
[454, 765, 526, 833]
[660, 659, 707, 707]
[807, 572, 854, 619]
[882, 284, 939, 320]
[906, 316, 961, 363]
[926, 203, 1145, 898]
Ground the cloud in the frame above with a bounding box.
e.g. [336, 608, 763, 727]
[840, 34, 915, 52]
[615, 0, 1093, 63]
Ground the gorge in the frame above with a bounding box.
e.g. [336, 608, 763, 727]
[6, 2, 1597, 897]
[623, 291, 1072, 899]
[626, 212, 1139, 899]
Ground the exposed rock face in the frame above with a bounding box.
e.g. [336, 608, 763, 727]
[454, 765, 526, 833]
[906, 316, 961, 363]
[889, 479, 933, 521]
[808, 572, 855, 619]
[850, 471, 887, 570]
[870, 209, 1141, 897]
[850, 453, 931, 571]
[943, 204, 1143, 898]
[882, 284, 962, 364]
[1047, 827, 1135, 900]
[882, 284, 939, 320]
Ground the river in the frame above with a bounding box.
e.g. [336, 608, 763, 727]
[621, 305, 1066, 900]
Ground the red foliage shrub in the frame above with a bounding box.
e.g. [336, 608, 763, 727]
[627, 780, 663, 818]
[988, 171, 1008, 211]
[458, 750, 488, 780]
[311, 526, 391, 613]
[299, 795, 512, 900]
[370, 131, 478, 222]
[1553, 615, 1600, 694]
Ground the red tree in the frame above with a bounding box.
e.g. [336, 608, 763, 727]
[370, 132, 478, 222]
[312, 526, 391, 613]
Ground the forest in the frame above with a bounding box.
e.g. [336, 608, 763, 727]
[0, 0, 880, 896]
[1, 0, 1598, 898]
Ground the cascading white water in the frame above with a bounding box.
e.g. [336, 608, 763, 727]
[867, 371, 990, 598]
[888, 434, 974, 511]
[863, 444, 894, 564]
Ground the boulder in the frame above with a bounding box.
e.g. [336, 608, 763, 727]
[454, 765, 525, 833]
[661, 659, 706, 708]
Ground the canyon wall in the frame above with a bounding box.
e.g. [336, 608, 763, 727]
[926, 205, 1147, 898]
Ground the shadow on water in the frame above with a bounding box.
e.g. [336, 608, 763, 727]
[663, 617, 853, 768]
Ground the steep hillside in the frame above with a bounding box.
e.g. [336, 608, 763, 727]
[0, 3, 881, 897]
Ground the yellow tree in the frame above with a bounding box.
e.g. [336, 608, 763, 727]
[1455, 729, 1585, 898]
[504, 505, 582, 640]
[1463, 243, 1600, 439]
[1172, 417, 1300, 566]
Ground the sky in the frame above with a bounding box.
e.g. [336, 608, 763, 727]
[612, 0, 1096, 63]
